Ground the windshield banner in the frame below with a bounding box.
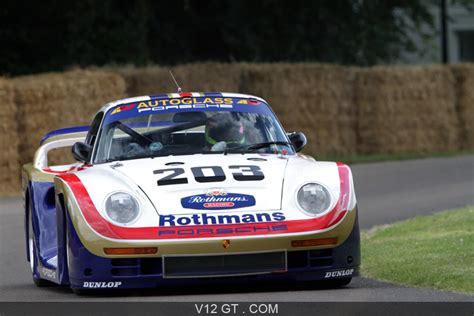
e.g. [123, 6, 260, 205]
[104, 95, 272, 124]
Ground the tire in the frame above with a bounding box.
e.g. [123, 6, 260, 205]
[28, 201, 54, 287]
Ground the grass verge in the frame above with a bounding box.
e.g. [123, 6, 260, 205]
[361, 206, 474, 294]
[316, 150, 474, 164]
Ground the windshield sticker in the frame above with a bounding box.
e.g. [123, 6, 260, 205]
[105, 96, 269, 124]
[110, 103, 136, 115]
[136, 98, 233, 113]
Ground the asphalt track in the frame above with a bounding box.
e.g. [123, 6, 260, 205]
[0, 155, 473, 302]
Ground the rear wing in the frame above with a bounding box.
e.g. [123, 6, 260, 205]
[34, 126, 90, 169]
[40, 126, 90, 145]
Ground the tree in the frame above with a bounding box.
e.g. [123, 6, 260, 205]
[0, 0, 453, 75]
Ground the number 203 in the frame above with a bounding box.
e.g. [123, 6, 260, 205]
[153, 165, 264, 186]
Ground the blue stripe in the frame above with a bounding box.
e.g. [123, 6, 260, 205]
[40, 126, 90, 144]
[203, 92, 223, 97]
[149, 94, 170, 99]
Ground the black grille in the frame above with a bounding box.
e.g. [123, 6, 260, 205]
[140, 258, 163, 275]
[309, 249, 333, 267]
[106, 249, 334, 277]
[111, 258, 138, 266]
[287, 251, 308, 268]
[163, 251, 286, 278]
[287, 249, 333, 269]
[110, 258, 162, 277]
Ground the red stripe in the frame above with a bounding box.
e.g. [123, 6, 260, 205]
[179, 92, 193, 97]
[43, 164, 92, 175]
[59, 163, 351, 240]
[43, 167, 77, 174]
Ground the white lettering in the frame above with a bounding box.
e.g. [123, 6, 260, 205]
[83, 281, 122, 288]
[324, 269, 354, 278]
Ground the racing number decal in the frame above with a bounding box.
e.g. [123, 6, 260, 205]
[229, 165, 265, 181]
[154, 165, 264, 185]
[154, 168, 188, 185]
[191, 166, 226, 183]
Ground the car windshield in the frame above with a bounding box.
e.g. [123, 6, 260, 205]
[93, 105, 294, 163]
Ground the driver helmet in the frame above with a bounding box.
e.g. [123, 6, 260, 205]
[205, 113, 245, 147]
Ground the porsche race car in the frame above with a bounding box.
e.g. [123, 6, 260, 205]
[22, 92, 360, 294]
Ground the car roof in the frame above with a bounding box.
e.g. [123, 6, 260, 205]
[99, 92, 268, 114]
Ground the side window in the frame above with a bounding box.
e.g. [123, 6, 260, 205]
[85, 112, 104, 147]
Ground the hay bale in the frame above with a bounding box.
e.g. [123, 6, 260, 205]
[13, 70, 126, 167]
[451, 63, 474, 150]
[240, 63, 357, 156]
[0, 78, 21, 195]
[116, 63, 245, 96]
[355, 65, 459, 154]
[47, 147, 77, 166]
[114, 65, 171, 96]
[172, 62, 244, 92]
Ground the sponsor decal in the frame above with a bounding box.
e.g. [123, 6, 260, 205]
[41, 267, 56, 279]
[83, 281, 122, 288]
[159, 211, 285, 226]
[324, 269, 354, 278]
[137, 97, 235, 113]
[110, 103, 136, 115]
[237, 98, 260, 105]
[158, 224, 289, 237]
[110, 97, 262, 116]
[181, 189, 256, 210]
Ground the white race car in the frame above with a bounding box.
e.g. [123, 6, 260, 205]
[23, 92, 360, 294]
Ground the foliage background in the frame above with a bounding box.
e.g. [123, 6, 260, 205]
[0, 0, 444, 75]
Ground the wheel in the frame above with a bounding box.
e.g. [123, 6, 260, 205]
[28, 201, 54, 287]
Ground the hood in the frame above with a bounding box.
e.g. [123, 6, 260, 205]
[109, 154, 289, 215]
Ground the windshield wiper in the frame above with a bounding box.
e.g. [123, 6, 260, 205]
[226, 141, 292, 153]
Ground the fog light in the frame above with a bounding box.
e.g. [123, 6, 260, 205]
[104, 247, 158, 255]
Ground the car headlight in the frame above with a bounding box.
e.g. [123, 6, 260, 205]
[297, 183, 331, 216]
[105, 192, 140, 225]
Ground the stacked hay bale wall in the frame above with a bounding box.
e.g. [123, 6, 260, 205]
[13, 70, 126, 167]
[0, 79, 21, 195]
[240, 63, 357, 155]
[451, 64, 474, 150]
[355, 66, 460, 154]
[171, 63, 244, 92]
[113, 66, 171, 96]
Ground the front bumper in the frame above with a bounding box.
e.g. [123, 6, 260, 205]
[66, 211, 361, 290]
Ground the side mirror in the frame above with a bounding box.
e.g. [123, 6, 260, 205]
[72, 142, 92, 163]
[288, 132, 307, 152]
